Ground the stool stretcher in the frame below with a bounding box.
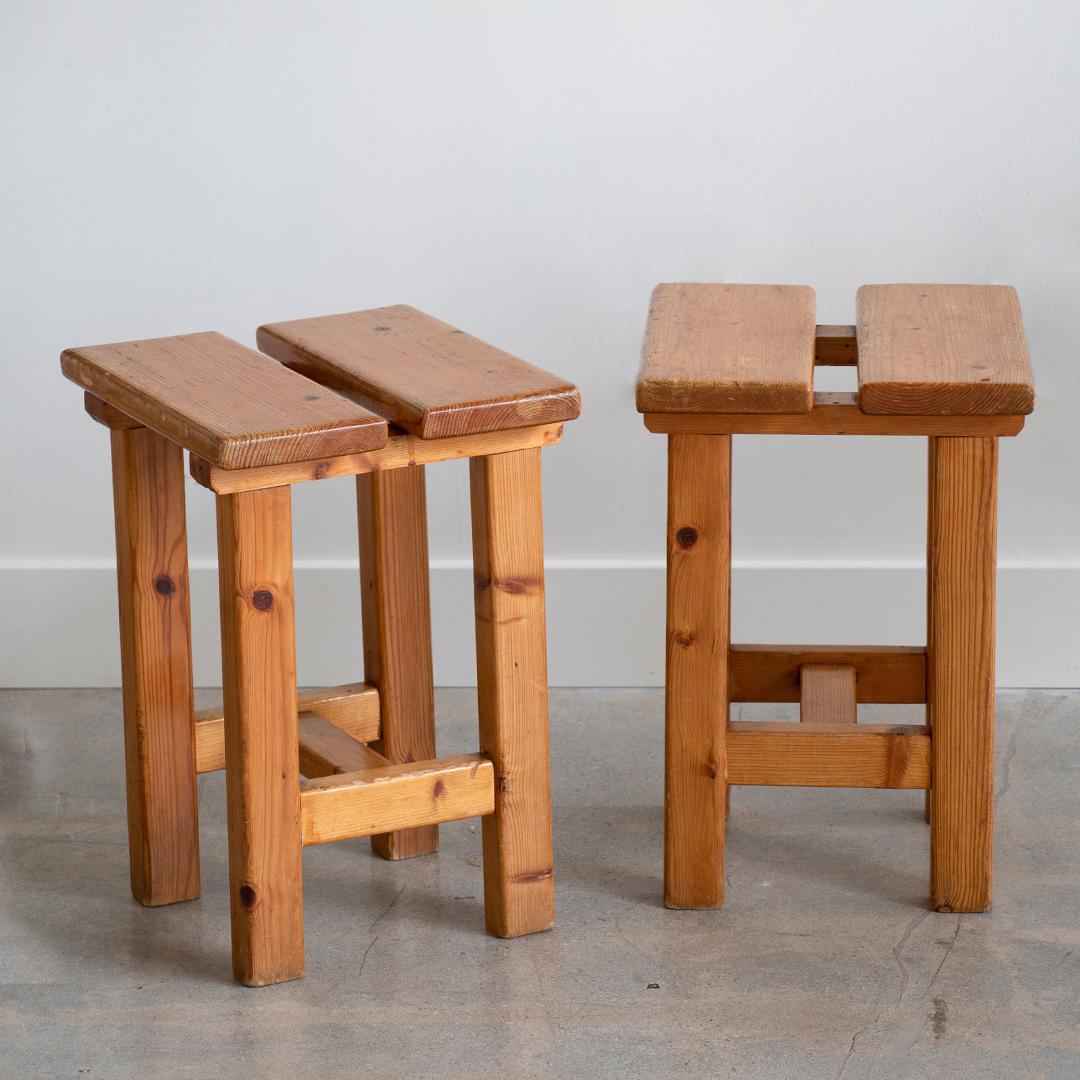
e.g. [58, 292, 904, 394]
[299, 754, 495, 846]
[726, 722, 931, 789]
[193, 683, 381, 774]
[729, 644, 926, 704]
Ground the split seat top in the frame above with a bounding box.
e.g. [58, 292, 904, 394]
[636, 283, 1034, 421]
[62, 306, 581, 469]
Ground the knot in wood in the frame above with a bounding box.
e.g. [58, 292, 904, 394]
[154, 574, 176, 596]
[252, 589, 274, 612]
[675, 527, 698, 549]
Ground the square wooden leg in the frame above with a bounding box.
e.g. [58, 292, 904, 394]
[110, 427, 199, 907]
[664, 433, 731, 909]
[356, 466, 438, 860]
[216, 486, 304, 985]
[470, 448, 554, 938]
[928, 436, 998, 912]
[925, 438, 936, 828]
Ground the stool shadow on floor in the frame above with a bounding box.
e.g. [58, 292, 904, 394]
[300, 836, 492, 938]
[0, 823, 233, 986]
[553, 795, 930, 911]
[2, 801, 498, 988]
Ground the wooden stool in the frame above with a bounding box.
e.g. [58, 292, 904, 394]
[636, 283, 1033, 913]
[61, 306, 580, 985]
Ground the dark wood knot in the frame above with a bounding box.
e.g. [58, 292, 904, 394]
[675, 527, 698, 549]
[252, 590, 274, 612]
[154, 575, 176, 596]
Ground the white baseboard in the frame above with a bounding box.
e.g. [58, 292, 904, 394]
[1, 561, 1077, 688]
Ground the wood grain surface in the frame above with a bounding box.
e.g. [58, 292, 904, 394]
[799, 664, 857, 725]
[357, 465, 439, 860]
[470, 448, 555, 937]
[928, 436, 998, 912]
[637, 284, 816, 414]
[110, 427, 200, 907]
[857, 285, 1033, 415]
[257, 306, 581, 438]
[644, 395, 1025, 437]
[297, 714, 389, 779]
[194, 683, 381, 774]
[727, 723, 930, 788]
[63, 331, 388, 467]
[190, 421, 565, 494]
[663, 433, 731, 908]
[729, 645, 926, 704]
[216, 485, 304, 985]
[299, 755, 495, 847]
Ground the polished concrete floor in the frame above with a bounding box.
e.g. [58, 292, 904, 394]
[1, 688, 1078, 1079]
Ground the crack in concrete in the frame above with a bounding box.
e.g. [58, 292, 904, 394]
[836, 909, 941, 1074]
[995, 722, 1021, 814]
[370, 884, 408, 932]
[893, 909, 931, 1004]
[356, 933, 380, 981]
[836, 1027, 861, 1080]
[836, 1002, 887, 1080]
[356, 884, 408, 982]
[529, 948, 558, 1028]
[929, 915, 962, 989]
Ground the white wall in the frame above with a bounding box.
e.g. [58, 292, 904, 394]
[2, 1, 1078, 686]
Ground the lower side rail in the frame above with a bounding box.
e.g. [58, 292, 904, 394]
[299, 753, 495, 846]
[727, 722, 930, 789]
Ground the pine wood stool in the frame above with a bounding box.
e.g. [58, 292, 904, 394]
[636, 283, 1033, 913]
[61, 306, 580, 985]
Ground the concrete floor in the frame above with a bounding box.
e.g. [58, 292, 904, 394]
[1, 688, 1078, 1079]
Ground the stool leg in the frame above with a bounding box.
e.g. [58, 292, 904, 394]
[470, 447, 554, 938]
[356, 467, 438, 860]
[216, 486, 304, 985]
[664, 434, 731, 909]
[925, 438, 936, 827]
[110, 427, 199, 907]
[928, 436, 997, 913]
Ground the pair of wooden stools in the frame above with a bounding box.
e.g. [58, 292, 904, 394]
[63, 283, 1033, 986]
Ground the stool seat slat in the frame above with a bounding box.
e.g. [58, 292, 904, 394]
[636, 283, 817, 414]
[857, 284, 1034, 416]
[256, 305, 581, 438]
[62, 331, 388, 468]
